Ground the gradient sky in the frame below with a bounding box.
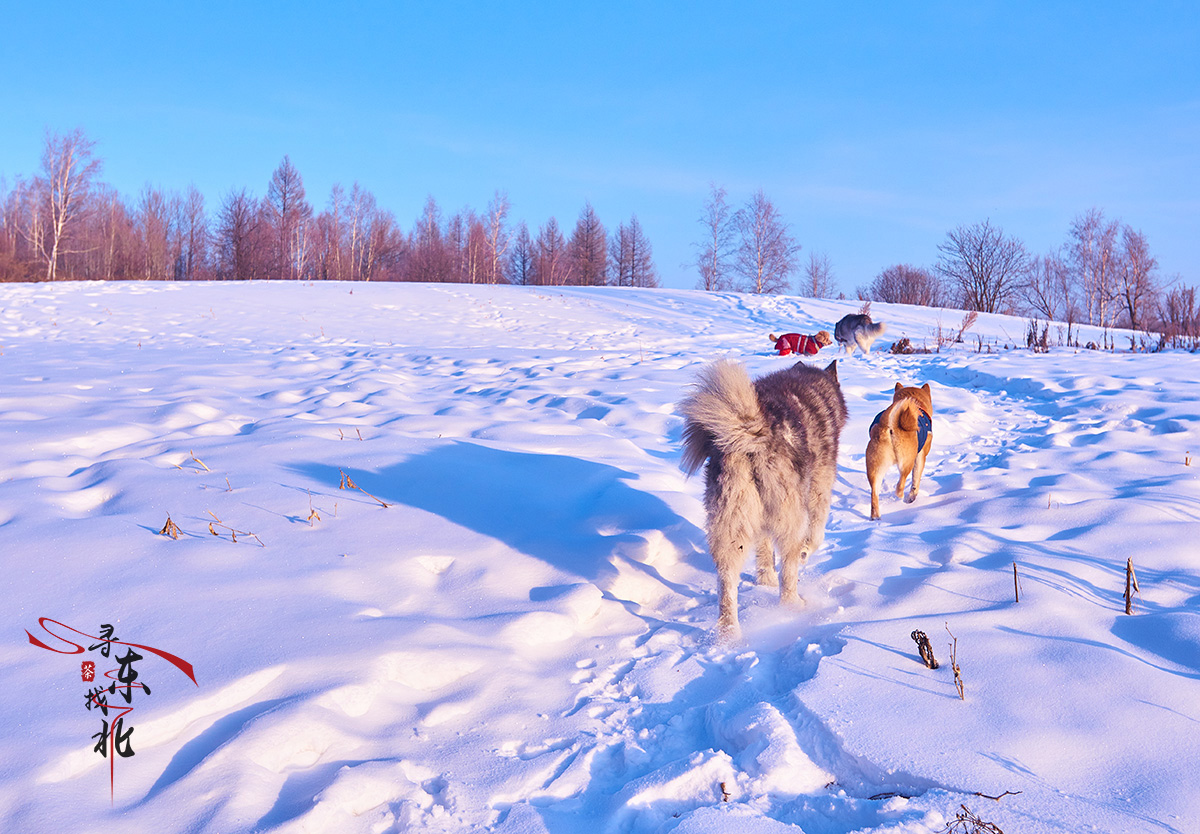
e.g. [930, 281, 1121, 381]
[2, 2, 1196, 294]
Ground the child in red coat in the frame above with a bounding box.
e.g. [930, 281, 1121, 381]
[770, 330, 832, 356]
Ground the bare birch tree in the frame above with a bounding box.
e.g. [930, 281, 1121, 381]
[484, 191, 510, 285]
[801, 250, 838, 298]
[733, 189, 800, 294]
[1114, 226, 1158, 331]
[36, 128, 102, 281]
[693, 185, 735, 291]
[1067, 208, 1121, 327]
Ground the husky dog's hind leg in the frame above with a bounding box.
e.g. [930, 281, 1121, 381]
[755, 536, 778, 587]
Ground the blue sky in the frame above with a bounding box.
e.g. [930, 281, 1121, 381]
[2, 2, 1196, 293]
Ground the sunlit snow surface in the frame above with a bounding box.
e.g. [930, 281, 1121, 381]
[2, 281, 1198, 834]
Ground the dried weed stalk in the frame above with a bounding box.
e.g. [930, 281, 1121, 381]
[173, 450, 211, 473]
[207, 511, 265, 547]
[339, 469, 390, 508]
[975, 790, 1022, 801]
[946, 624, 964, 700]
[911, 630, 939, 669]
[306, 490, 322, 526]
[159, 514, 182, 539]
[941, 804, 1003, 834]
[957, 311, 979, 341]
[1124, 557, 1140, 615]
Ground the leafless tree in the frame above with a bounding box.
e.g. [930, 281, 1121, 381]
[609, 215, 658, 288]
[800, 250, 838, 298]
[1157, 281, 1199, 348]
[1, 177, 41, 281]
[484, 191, 510, 285]
[733, 189, 800, 294]
[1021, 251, 1073, 321]
[445, 208, 487, 283]
[862, 263, 945, 306]
[532, 217, 571, 286]
[408, 195, 449, 283]
[216, 188, 264, 280]
[174, 186, 209, 280]
[1067, 208, 1121, 327]
[34, 128, 102, 281]
[0, 178, 32, 281]
[935, 219, 1028, 313]
[358, 204, 405, 281]
[508, 221, 533, 286]
[136, 186, 175, 280]
[86, 186, 133, 281]
[1114, 226, 1158, 331]
[568, 202, 608, 286]
[693, 184, 735, 291]
[265, 155, 312, 280]
[314, 184, 347, 281]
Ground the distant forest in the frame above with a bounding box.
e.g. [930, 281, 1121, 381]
[2, 128, 1196, 347]
[0, 129, 658, 290]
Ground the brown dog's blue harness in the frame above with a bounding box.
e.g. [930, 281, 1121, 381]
[871, 407, 932, 450]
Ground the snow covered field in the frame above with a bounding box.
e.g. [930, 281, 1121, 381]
[2, 280, 1198, 834]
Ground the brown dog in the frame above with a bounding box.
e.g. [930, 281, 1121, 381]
[865, 383, 933, 519]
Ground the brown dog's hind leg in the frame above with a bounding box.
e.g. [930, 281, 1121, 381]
[906, 451, 928, 503]
[895, 458, 913, 500]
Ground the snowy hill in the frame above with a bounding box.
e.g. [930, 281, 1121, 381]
[2, 281, 1198, 834]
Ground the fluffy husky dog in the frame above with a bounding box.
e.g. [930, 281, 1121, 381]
[865, 382, 933, 520]
[679, 359, 847, 638]
[834, 313, 887, 354]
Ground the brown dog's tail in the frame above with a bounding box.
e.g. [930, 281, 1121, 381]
[895, 399, 920, 433]
[678, 360, 769, 476]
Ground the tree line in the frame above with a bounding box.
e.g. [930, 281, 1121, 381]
[855, 213, 1196, 345]
[689, 181, 1196, 347]
[4, 128, 1195, 346]
[0, 128, 660, 288]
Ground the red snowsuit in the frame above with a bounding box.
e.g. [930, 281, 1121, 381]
[774, 333, 823, 356]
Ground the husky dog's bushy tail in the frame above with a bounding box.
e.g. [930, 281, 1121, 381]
[860, 320, 887, 343]
[679, 359, 846, 639]
[834, 314, 888, 354]
[680, 360, 769, 476]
